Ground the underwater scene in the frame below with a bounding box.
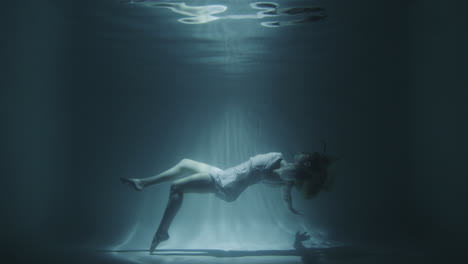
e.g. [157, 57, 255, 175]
[2, 0, 468, 264]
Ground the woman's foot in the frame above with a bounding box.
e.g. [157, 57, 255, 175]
[149, 231, 169, 254]
[120, 177, 144, 191]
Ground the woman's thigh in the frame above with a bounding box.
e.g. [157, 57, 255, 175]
[172, 172, 216, 193]
[179, 159, 217, 174]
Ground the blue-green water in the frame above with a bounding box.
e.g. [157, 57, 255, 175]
[94, 0, 338, 254]
[2, 0, 468, 264]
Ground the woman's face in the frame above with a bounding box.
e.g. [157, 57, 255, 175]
[293, 153, 305, 163]
[294, 152, 321, 169]
[294, 152, 315, 163]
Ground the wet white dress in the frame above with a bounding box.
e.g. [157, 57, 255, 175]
[209, 152, 284, 202]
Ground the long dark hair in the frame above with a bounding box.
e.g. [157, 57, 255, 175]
[294, 140, 338, 198]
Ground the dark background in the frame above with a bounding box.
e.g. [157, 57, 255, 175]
[1, 0, 468, 263]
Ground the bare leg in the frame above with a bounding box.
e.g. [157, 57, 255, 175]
[150, 172, 215, 254]
[120, 159, 213, 191]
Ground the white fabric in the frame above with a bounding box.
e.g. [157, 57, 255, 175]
[210, 152, 283, 202]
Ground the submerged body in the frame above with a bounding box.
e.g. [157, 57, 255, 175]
[210, 152, 284, 201]
[121, 149, 335, 254]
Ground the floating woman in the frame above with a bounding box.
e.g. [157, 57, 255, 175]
[121, 141, 338, 254]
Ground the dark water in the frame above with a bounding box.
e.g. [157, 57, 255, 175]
[1, 0, 468, 263]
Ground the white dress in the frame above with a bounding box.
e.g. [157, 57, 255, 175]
[209, 152, 284, 202]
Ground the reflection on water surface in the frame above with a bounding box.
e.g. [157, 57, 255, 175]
[121, 0, 327, 27]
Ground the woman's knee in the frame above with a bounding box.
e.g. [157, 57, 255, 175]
[178, 158, 191, 165]
[169, 183, 184, 204]
[170, 182, 183, 194]
[177, 159, 196, 173]
[177, 159, 212, 174]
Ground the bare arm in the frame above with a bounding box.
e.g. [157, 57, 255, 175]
[282, 182, 302, 215]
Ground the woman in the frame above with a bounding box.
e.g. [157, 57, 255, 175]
[121, 142, 336, 253]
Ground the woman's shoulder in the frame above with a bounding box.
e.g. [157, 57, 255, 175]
[251, 152, 283, 163]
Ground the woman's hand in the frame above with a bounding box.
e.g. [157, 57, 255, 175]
[295, 231, 311, 242]
[294, 231, 310, 250]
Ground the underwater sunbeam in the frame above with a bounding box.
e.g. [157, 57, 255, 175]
[116, 107, 333, 255]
